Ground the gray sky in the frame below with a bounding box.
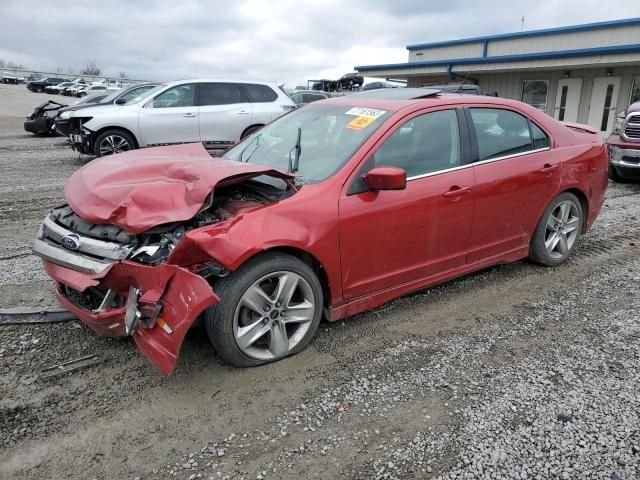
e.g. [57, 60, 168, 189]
[1, 1, 639, 87]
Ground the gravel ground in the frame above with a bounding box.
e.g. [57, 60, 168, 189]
[1, 83, 640, 480]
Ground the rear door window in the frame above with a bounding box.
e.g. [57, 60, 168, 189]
[531, 122, 550, 149]
[199, 83, 244, 106]
[242, 83, 278, 103]
[469, 108, 539, 161]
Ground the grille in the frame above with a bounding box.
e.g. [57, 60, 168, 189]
[50, 205, 136, 244]
[624, 115, 640, 140]
[41, 205, 136, 263]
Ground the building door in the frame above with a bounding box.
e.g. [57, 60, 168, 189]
[554, 78, 583, 123]
[587, 77, 621, 136]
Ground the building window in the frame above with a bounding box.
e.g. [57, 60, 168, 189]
[630, 77, 640, 105]
[521, 80, 549, 111]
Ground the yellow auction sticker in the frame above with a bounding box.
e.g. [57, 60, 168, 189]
[347, 115, 376, 130]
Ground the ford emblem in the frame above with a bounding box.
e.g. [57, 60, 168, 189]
[61, 234, 81, 251]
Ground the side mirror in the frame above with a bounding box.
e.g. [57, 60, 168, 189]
[362, 166, 406, 191]
[115, 97, 127, 105]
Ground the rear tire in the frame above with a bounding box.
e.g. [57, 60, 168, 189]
[530, 192, 583, 266]
[205, 252, 323, 367]
[93, 129, 137, 157]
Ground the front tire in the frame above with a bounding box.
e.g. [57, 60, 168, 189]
[530, 192, 583, 266]
[205, 252, 323, 367]
[93, 129, 137, 157]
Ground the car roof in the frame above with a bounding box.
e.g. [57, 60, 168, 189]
[167, 78, 280, 87]
[324, 89, 529, 112]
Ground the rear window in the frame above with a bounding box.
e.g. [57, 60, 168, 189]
[242, 83, 278, 103]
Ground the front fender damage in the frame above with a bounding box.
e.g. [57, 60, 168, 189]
[44, 260, 219, 375]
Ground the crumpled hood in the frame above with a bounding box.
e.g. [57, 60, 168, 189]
[65, 143, 292, 234]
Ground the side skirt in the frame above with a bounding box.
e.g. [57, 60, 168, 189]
[327, 246, 529, 321]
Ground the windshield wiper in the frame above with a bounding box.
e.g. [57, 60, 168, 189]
[239, 133, 261, 162]
[288, 127, 302, 173]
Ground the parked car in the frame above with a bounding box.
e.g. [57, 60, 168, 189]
[2, 71, 25, 84]
[33, 89, 608, 374]
[28, 77, 68, 92]
[27, 76, 68, 93]
[25, 94, 109, 137]
[66, 79, 296, 156]
[54, 83, 160, 136]
[45, 81, 74, 94]
[61, 78, 88, 96]
[76, 84, 120, 97]
[289, 90, 329, 106]
[362, 81, 403, 91]
[338, 73, 364, 90]
[311, 79, 338, 92]
[607, 101, 640, 181]
[24, 100, 67, 135]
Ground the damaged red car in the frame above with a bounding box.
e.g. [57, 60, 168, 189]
[33, 89, 608, 375]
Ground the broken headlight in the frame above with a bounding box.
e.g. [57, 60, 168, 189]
[129, 225, 185, 265]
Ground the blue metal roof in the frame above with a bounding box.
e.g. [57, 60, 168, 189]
[355, 44, 640, 72]
[406, 17, 640, 50]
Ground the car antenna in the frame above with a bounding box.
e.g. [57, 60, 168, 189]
[455, 68, 473, 93]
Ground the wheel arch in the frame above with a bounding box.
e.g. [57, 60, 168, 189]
[563, 187, 589, 233]
[241, 124, 265, 139]
[240, 246, 331, 308]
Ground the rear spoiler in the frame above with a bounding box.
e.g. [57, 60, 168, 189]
[561, 121, 598, 135]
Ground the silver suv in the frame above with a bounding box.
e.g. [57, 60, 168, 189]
[67, 79, 296, 156]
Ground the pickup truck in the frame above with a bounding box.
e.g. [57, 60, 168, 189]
[607, 101, 640, 181]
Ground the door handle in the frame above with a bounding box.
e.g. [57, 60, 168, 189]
[183, 113, 196, 118]
[539, 164, 558, 174]
[442, 186, 471, 198]
[237, 110, 250, 115]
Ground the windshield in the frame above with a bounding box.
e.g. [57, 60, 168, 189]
[127, 84, 166, 105]
[223, 103, 391, 183]
[101, 84, 158, 104]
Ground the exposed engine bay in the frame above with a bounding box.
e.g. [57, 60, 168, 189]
[46, 179, 293, 267]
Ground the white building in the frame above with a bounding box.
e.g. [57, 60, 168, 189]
[356, 18, 640, 135]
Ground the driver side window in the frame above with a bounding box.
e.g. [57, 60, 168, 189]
[373, 109, 461, 178]
[152, 84, 196, 108]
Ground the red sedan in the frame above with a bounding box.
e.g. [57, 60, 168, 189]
[33, 89, 608, 374]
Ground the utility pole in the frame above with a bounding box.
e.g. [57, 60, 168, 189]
[521, 16, 526, 32]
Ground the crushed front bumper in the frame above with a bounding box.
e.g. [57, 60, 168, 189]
[38, 258, 219, 375]
[69, 131, 92, 154]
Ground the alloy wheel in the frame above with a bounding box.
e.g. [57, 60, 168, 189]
[99, 135, 130, 156]
[544, 200, 580, 259]
[233, 271, 316, 360]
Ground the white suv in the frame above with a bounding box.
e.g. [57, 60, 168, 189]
[67, 79, 296, 156]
